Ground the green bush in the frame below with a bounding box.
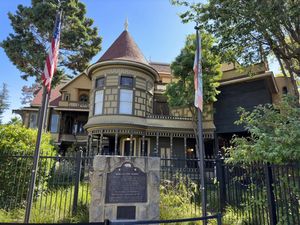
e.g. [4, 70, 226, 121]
[0, 124, 56, 209]
[226, 95, 300, 164]
[160, 176, 202, 225]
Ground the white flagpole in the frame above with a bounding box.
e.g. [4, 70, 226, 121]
[195, 26, 207, 224]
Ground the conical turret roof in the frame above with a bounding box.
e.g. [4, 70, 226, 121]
[98, 30, 148, 65]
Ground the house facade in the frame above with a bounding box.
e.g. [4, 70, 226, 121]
[14, 28, 294, 158]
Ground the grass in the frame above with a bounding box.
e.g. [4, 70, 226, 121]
[0, 183, 90, 223]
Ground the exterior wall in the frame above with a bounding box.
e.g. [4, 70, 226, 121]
[221, 62, 268, 81]
[60, 74, 91, 102]
[214, 79, 272, 133]
[273, 77, 295, 103]
[89, 67, 155, 118]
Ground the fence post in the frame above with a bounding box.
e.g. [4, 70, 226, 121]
[217, 213, 222, 225]
[264, 163, 277, 225]
[72, 150, 82, 215]
[216, 152, 226, 212]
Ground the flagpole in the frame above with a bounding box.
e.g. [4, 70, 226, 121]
[195, 26, 207, 224]
[24, 87, 49, 223]
[24, 9, 62, 223]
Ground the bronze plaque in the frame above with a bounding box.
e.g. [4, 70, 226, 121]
[117, 206, 136, 220]
[105, 162, 147, 203]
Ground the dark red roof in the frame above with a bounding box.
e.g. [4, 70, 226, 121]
[150, 62, 171, 74]
[98, 30, 148, 65]
[31, 84, 63, 107]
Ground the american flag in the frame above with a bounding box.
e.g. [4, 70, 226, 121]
[41, 12, 62, 92]
[193, 30, 203, 111]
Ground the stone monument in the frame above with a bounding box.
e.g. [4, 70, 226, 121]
[90, 156, 160, 222]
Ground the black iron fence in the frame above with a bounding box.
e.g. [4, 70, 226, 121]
[0, 151, 299, 225]
[216, 158, 300, 225]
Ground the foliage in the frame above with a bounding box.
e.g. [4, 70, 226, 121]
[6, 116, 22, 125]
[226, 96, 300, 164]
[21, 83, 41, 105]
[1, 0, 102, 86]
[0, 124, 56, 208]
[0, 83, 9, 124]
[0, 184, 90, 223]
[160, 176, 201, 224]
[165, 32, 221, 111]
[172, 0, 300, 97]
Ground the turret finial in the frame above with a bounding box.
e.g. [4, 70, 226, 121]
[124, 18, 129, 31]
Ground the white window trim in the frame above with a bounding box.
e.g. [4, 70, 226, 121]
[139, 138, 150, 156]
[94, 90, 104, 115]
[120, 137, 137, 156]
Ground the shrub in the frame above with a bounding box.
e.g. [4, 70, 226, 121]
[0, 124, 56, 209]
[160, 176, 202, 225]
[226, 95, 300, 164]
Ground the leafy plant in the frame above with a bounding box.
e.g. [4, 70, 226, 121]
[0, 124, 56, 209]
[226, 95, 300, 164]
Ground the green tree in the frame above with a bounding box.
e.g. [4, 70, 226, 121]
[165, 32, 222, 114]
[1, 0, 102, 85]
[0, 83, 9, 124]
[0, 124, 56, 208]
[172, 0, 300, 98]
[226, 96, 300, 164]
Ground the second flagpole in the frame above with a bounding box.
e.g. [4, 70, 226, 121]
[195, 26, 207, 224]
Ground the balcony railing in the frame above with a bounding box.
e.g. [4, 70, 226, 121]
[58, 101, 89, 109]
[146, 114, 193, 121]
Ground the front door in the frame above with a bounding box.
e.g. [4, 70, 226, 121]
[123, 140, 135, 156]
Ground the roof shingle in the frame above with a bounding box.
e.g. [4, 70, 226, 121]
[98, 30, 148, 65]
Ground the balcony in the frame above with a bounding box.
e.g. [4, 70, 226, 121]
[58, 101, 89, 109]
[146, 114, 193, 121]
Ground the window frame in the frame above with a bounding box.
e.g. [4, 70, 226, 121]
[119, 89, 133, 114]
[95, 77, 105, 89]
[94, 90, 104, 115]
[120, 75, 134, 89]
[50, 113, 60, 133]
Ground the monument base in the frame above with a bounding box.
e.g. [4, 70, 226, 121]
[89, 156, 160, 222]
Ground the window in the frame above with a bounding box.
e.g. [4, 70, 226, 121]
[50, 114, 59, 133]
[96, 77, 105, 89]
[282, 86, 288, 94]
[94, 90, 104, 115]
[120, 76, 133, 88]
[119, 89, 133, 114]
[64, 93, 70, 101]
[79, 94, 89, 103]
[29, 112, 38, 128]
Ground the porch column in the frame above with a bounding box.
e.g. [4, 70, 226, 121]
[142, 135, 145, 156]
[89, 134, 93, 155]
[184, 136, 187, 158]
[86, 134, 91, 156]
[170, 134, 173, 158]
[130, 133, 133, 156]
[99, 130, 103, 155]
[155, 132, 159, 156]
[184, 135, 187, 167]
[96, 134, 100, 154]
[114, 131, 118, 155]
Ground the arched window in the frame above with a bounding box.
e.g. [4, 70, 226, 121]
[79, 94, 89, 103]
[282, 86, 288, 94]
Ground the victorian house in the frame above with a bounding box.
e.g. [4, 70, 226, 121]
[14, 27, 294, 158]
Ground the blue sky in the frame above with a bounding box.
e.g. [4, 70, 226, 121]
[0, 0, 279, 123]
